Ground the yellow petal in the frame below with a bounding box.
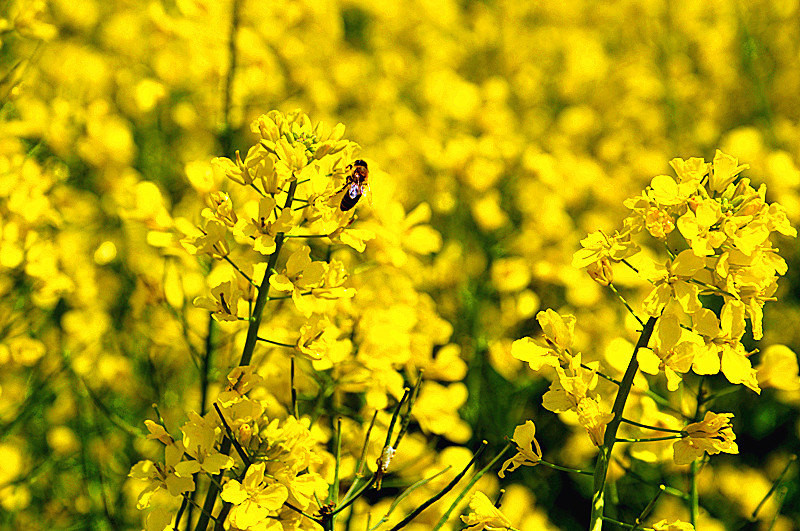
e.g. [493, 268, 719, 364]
[269, 274, 294, 292]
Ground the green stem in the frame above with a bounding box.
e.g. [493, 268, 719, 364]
[257, 337, 296, 348]
[600, 516, 646, 530]
[239, 178, 298, 366]
[194, 178, 298, 531]
[608, 283, 645, 326]
[631, 485, 665, 531]
[589, 316, 657, 531]
[620, 417, 684, 434]
[431, 442, 513, 531]
[699, 385, 740, 405]
[537, 459, 594, 476]
[583, 365, 678, 415]
[689, 460, 699, 526]
[387, 441, 487, 531]
[222, 255, 256, 287]
[751, 454, 796, 521]
[689, 377, 705, 527]
[615, 435, 682, 443]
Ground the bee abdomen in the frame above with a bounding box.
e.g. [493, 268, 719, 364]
[340, 184, 362, 210]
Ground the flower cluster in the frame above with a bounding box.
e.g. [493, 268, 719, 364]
[577, 151, 795, 394]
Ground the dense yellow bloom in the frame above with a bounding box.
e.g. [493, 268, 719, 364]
[220, 463, 288, 530]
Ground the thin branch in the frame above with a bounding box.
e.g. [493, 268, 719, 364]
[222, 255, 256, 287]
[213, 403, 251, 467]
[257, 336, 296, 348]
[387, 441, 487, 531]
[621, 417, 685, 434]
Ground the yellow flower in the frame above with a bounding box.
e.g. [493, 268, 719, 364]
[460, 491, 515, 530]
[638, 314, 699, 391]
[576, 397, 614, 447]
[181, 219, 229, 258]
[647, 174, 699, 206]
[193, 280, 242, 322]
[691, 303, 760, 393]
[311, 259, 356, 300]
[652, 519, 695, 531]
[669, 157, 709, 185]
[180, 412, 234, 475]
[129, 440, 199, 509]
[294, 315, 338, 361]
[708, 150, 749, 193]
[220, 462, 288, 530]
[201, 191, 238, 227]
[586, 256, 613, 286]
[236, 196, 294, 255]
[572, 230, 639, 270]
[673, 411, 738, 465]
[511, 309, 577, 371]
[642, 250, 705, 317]
[541, 353, 599, 413]
[676, 198, 725, 256]
[756, 345, 800, 391]
[498, 420, 542, 478]
[269, 245, 327, 316]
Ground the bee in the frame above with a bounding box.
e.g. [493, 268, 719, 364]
[339, 159, 369, 211]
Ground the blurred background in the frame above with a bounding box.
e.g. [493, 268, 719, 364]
[0, 0, 799, 529]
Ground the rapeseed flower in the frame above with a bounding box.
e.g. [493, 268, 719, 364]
[673, 412, 738, 465]
[498, 420, 542, 478]
[461, 491, 515, 530]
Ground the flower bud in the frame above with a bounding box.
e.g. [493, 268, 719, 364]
[587, 257, 613, 286]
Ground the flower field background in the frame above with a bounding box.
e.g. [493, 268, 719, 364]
[1, 1, 799, 530]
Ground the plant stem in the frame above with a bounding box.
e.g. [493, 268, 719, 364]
[194, 179, 298, 531]
[751, 454, 796, 521]
[615, 435, 682, 443]
[620, 417, 684, 434]
[257, 337, 295, 348]
[589, 316, 657, 531]
[689, 377, 705, 527]
[537, 459, 594, 476]
[387, 441, 487, 531]
[608, 283, 645, 326]
[431, 442, 512, 531]
[239, 178, 298, 366]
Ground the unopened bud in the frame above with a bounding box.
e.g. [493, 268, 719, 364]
[238, 424, 252, 447]
[587, 257, 613, 286]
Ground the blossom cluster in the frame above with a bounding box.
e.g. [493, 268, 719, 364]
[1, 0, 800, 529]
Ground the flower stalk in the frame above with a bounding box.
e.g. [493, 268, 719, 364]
[589, 316, 657, 531]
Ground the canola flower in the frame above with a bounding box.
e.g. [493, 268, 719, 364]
[125, 110, 480, 531]
[2, 0, 800, 530]
[507, 151, 797, 530]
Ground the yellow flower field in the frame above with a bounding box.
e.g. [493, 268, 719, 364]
[1, 1, 799, 530]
